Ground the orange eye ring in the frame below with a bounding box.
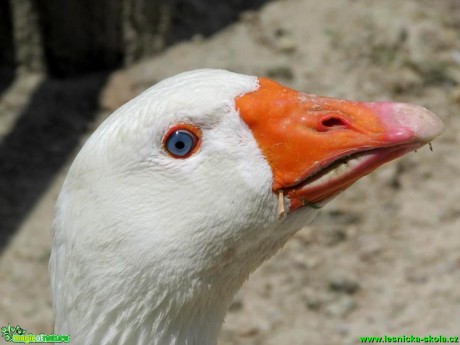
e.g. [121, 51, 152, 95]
[162, 124, 202, 158]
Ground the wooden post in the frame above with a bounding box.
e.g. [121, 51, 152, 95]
[2, 0, 270, 78]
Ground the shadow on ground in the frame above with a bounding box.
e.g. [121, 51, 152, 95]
[0, 74, 108, 252]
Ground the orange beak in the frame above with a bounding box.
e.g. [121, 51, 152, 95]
[236, 78, 444, 211]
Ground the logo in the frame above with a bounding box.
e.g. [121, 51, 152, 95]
[1, 324, 70, 344]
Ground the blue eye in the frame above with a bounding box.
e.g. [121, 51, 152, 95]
[165, 130, 198, 157]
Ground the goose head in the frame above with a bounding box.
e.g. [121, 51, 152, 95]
[50, 69, 443, 345]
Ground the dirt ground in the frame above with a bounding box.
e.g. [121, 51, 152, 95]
[1, 0, 459, 344]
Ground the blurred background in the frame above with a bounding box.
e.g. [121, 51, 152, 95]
[0, 0, 459, 344]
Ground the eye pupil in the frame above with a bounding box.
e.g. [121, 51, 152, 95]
[175, 141, 185, 150]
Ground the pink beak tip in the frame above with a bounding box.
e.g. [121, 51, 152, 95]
[370, 102, 445, 143]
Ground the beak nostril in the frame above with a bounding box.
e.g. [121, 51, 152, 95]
[322, 117, 346, 127]
[318, 116, 348, 131]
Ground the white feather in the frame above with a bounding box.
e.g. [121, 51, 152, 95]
[50, 69, 318, 345]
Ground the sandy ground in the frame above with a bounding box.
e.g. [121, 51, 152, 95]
[1, 0, 459, 344]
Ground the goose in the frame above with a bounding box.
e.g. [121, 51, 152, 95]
[50, 69, 444, 345]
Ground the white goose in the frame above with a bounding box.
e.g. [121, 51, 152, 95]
[50, 69, 444, 345]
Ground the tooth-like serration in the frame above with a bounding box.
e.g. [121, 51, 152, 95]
[307, 155, 369, 188]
